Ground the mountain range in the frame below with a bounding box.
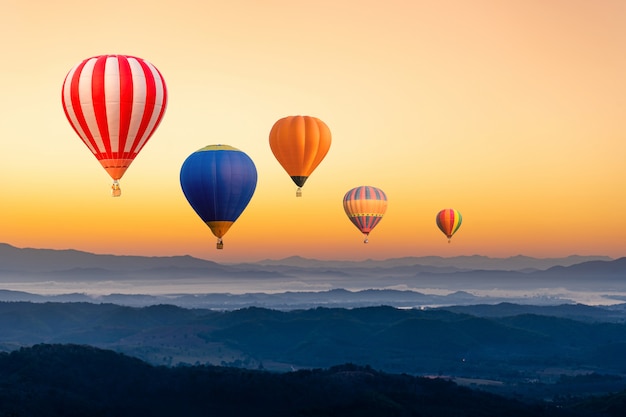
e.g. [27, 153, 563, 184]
[0, 242, 614, 272]
[1, 301, 626, 403]
[0, 242, 624, 308]
[2, 242, 626, 412]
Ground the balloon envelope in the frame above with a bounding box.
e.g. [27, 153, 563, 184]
[180, 145, 257, 249]
[343, 186, 388, 243]
[269, 115, 331, 196]
[62, 54, 168, 196]
[436, 208, 462, 242]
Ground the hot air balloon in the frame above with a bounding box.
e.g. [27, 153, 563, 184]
[343, 186, 388, 243]
[436, 208, 462, 243]
[180, 145, 257, 249]
[269, 115, 331, 197]
[62, 54, 168, 196]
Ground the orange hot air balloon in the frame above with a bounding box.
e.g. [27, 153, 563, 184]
[436, 208, 462, 243]
[343, 186, 388, 243]
[269, 115, 331, 197]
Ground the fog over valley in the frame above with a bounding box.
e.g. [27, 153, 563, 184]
[0, 243, 624, 308]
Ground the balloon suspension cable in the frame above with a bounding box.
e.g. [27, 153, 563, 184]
[111, 180, 121, 197]
[296, 187, 302, 197]
[216, 238, 224, 250]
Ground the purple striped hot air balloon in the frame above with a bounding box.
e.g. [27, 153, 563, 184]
[343, 186, 388, 243]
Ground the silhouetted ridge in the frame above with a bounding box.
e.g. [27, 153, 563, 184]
[545, 257, 626, 274]
[0, 343, 587, 417]
[0, 242, 223, 273]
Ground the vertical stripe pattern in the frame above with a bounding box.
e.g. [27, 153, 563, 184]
[436, 208, 462, 240]
[343, 186, 388, 237]
[62, 55, 168, 180]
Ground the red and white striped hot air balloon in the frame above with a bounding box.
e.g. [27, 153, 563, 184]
[61, 55, 168, 196]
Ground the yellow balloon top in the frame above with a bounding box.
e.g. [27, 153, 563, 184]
[197, 144, 241, 152]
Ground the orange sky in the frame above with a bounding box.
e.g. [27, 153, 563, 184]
[1, 0, 625, 262]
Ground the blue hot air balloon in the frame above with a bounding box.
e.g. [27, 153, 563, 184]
[180, 145, 258, 249]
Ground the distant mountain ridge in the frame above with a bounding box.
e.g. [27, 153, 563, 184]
[0, 243, 222, 273]
[253, 254, 615, 270]
[0, 242, 614, 273]
[0, 287, 570, 309]
[545, 257, 626, 274]
[1, 243, 624, 307]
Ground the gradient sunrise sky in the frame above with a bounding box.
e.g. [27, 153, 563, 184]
[1, 0, 625, 262]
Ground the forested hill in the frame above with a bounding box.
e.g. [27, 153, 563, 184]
[0, 343, 603, 417]
[2, 302, 626, 374]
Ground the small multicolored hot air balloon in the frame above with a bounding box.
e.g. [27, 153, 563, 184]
[343, 186, 388, 243]
[269, 115, 331, 197]
[180, 145, 257, 249]
[436, 208, 462, 243]
[62, 54, 168, 196]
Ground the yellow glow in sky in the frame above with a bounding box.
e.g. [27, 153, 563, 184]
[1, 0, 625, 262]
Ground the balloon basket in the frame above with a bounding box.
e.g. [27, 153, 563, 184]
[216, 239, 224, 250]
[111, 181, 121, 197]
[296, 187, 302, 197]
